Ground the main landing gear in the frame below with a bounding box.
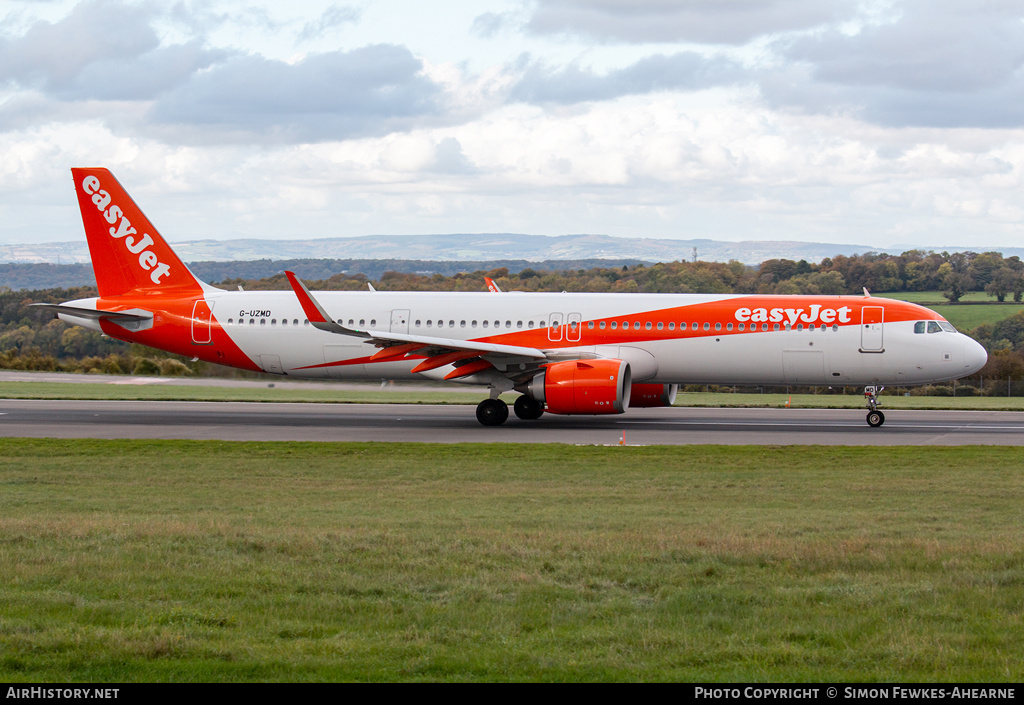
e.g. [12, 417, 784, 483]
[864, 386, 885, 427]
[475, 395, 545, 426]
[476, 398, 509, 426]
[513, 395, 544, 420]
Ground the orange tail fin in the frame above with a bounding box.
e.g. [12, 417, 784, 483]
[72, 168, 208, 298]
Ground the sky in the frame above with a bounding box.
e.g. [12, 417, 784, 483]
[1, 0, 1022, 252]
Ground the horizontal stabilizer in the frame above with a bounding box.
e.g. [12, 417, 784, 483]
[31, 303, 152, 323]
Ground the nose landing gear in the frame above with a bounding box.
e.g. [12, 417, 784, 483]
[864, 386, 885, 427]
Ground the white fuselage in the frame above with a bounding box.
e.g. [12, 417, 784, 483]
[135, 289, 986, 388]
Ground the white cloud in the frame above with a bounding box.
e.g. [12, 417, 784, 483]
[525, 0, 858, 45]
[0, 0, 1021, 253]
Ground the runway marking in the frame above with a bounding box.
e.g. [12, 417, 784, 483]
[618, 420, 1024, 431]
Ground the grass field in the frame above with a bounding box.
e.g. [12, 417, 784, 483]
[0, 380, 487, 405]
[1, 439, 1022, 682]
[879, 291, 1024, 330]
[883, 291, 999, 304]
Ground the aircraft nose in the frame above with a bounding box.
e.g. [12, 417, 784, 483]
[963, 337, 988, 375]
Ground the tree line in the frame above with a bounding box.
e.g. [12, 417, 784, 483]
[223, 249, 1024, 302]
[3, 249, 1024, 392]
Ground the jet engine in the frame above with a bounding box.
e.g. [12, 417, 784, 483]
[516, 359, 631, 415]
[628, 383, 678, 408]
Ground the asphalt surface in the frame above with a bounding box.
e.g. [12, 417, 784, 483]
[2, 399, 1023, 445]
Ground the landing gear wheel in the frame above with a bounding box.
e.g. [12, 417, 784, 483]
[514, 395, 544, 420]
[866, 410, 885, 427]
[476, 398, 509, 426]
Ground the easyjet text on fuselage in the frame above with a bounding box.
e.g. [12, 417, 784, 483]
[734, 305, 853, 327]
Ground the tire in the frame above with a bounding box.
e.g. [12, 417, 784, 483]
[866, 410, 885, 427]
[476, 398, 509, 426]
[513, 395, 544, 420]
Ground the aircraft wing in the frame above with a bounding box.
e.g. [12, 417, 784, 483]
[284, 271, 548, 379]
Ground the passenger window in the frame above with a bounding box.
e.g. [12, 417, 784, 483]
[600, 322, 606, 330]
[645, 322, 652, 330]
[692, 323, 698, 331]
[669, 323, 675, 331]
[587, 321, 594, 329]
[727, 323, 733, 331]
[703, 322, 710, 331]
[657, 322, 664, 330]
[715, 322, 722, 331]
[611, 322, 618, 330]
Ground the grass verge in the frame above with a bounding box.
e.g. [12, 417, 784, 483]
[3, 381, 1024, 410]
[1, 439, 1022, 682]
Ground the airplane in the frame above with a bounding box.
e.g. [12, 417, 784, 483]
[35, 167, 988, 427]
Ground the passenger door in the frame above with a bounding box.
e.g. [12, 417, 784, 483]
[860, 306, 884, 352]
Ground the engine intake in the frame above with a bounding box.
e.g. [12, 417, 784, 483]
[517, 359, 631, 415]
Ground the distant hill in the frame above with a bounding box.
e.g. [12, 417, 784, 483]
[4, 233, 1022, 290]
[0, 258, 651, 291]
[0, 233, 933, 267]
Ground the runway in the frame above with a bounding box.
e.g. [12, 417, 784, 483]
[2, 398, 1024, 445]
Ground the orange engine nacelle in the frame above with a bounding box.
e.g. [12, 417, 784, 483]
[519, 359, 632, 415]
[629, 383, 678, 408]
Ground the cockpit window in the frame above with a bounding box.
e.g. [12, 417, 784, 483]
[938, 321, 957, 333]
[927, 321, 943, 334]
[914, 321, 926, 334]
